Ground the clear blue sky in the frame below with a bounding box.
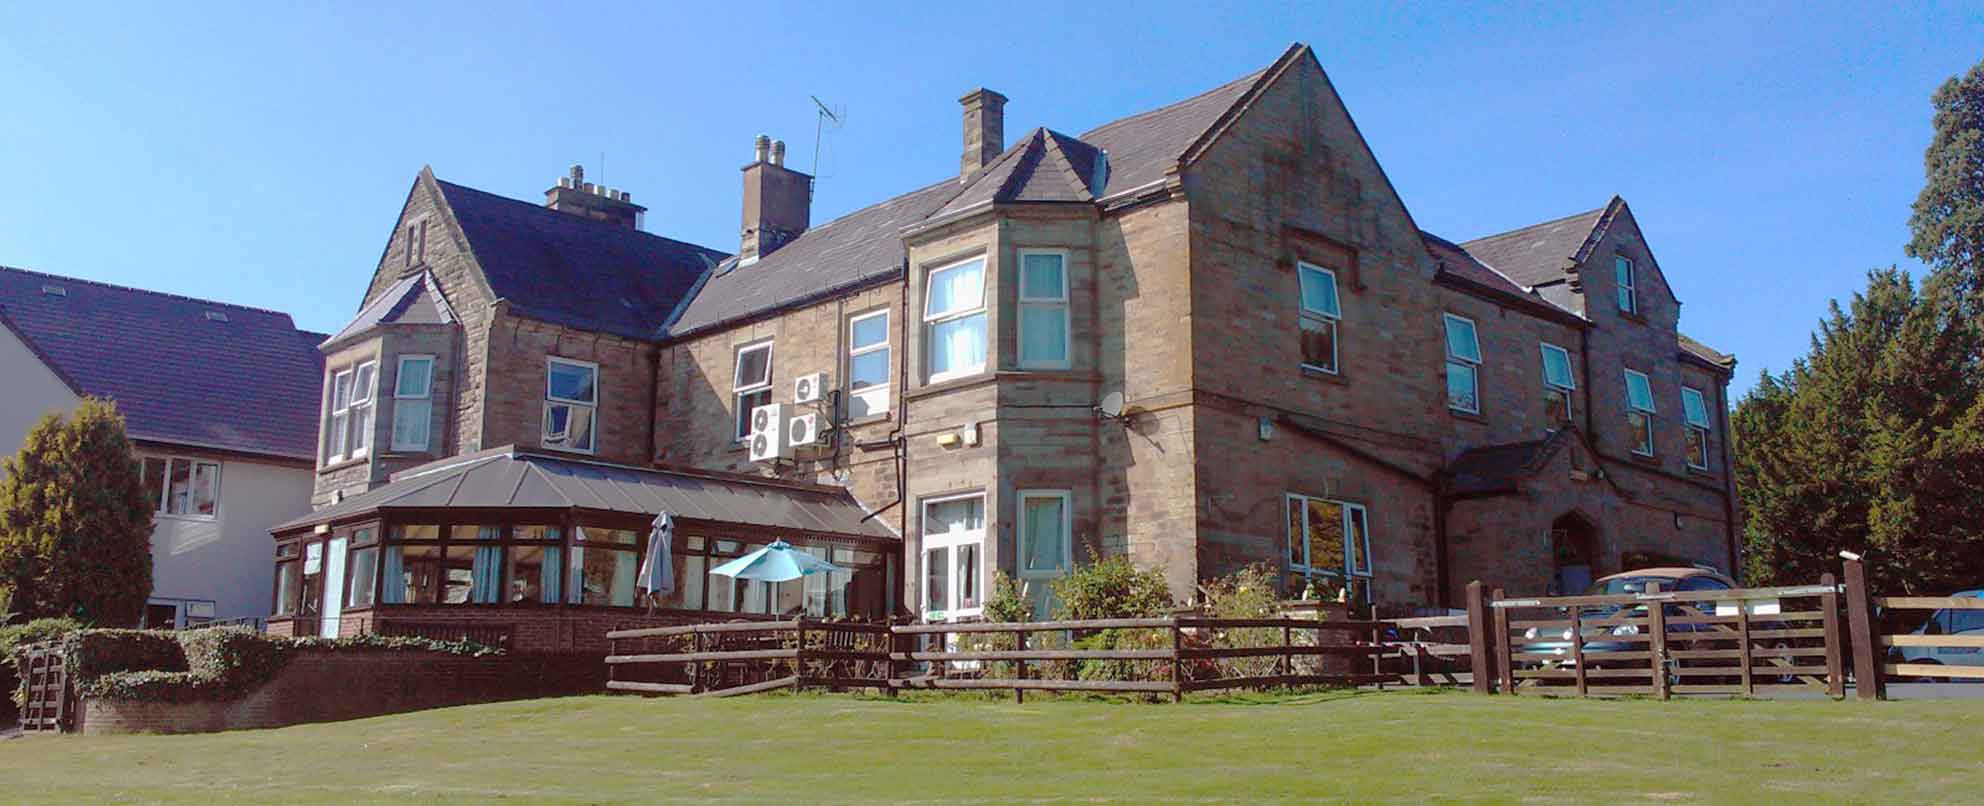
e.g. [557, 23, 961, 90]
[2, 2, 1978, 398]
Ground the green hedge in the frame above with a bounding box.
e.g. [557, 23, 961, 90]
[11, 627, 505, 706]
[3, 618, 84, 713]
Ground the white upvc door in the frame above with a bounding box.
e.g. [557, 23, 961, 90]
[321, 536, 347, 638]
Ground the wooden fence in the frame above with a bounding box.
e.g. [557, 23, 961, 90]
[606, 613, 1467, 700]
[17, 644, 69, 733]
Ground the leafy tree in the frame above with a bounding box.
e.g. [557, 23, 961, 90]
[0, 399, 153, 625]
[1907, 58, 1984, 297]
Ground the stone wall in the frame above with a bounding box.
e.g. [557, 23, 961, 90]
[73, 648, 601, 735]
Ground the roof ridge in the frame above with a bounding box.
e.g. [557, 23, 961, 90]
[432, 178, 729, 258]
[1459, 205, 1609, 247]
[0, 264, 304, 322]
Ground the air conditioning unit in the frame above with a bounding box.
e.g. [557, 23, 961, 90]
[794, 372, 828, 405]
[788, 413, 826, 448]
[748, 403, 792, 462]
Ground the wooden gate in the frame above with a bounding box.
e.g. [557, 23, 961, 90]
[19, 644, 70, 733]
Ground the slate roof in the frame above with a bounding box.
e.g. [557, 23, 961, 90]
[931, 128, 1101, 221]
[1080, 68, 1267, 196]
[434, 179, 729, 341]
[274, 446, 897, 539]
[1444, 428, 1577, 496]
[322, 271, 455, 348]
[665, 180, 957, 337]
[1458, 205, 1608, 289]
[0, 265, 325, 461]
[1679, 332, 1736, 370]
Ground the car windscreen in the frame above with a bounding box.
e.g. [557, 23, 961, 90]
[1586, 576, 1670, 596]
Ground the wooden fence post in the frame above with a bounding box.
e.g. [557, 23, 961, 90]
[1014, 629, 1027, 705]
[1466, 581, 1493, 694]
[1821, 572, 1845, 699]
[1569, 609, 1587, 698]
[1647, 583, 1669, 700]
[1736, 606, 1754, 697]
[1842, 561, 1883, 701]
[1491, 588, 1514, 696]
[1171, 619, 1185, 704]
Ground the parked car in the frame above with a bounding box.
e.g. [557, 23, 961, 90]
[1890, 590, 1984, 679]
[1517, 567, 1742, 665]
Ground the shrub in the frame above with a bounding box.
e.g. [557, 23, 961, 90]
[1050, 555, 1175, 682]
[0, 400, 154, 626]
[1198, 564, 1286, 678]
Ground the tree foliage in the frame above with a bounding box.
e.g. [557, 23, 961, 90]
[1907, 58, 1984, 296]
[0, 399, 154, 625]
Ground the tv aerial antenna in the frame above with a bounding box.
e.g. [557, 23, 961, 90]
[809, 95, 845, 180]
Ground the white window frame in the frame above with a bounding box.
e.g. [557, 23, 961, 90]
[542, 356, 598, 455]
[846, 310, 890, 418]
[1615, 256, 1638, 316]
[1296, 262, 1341, 375]
[326, 361, 377, 462]
[140, 454, 222, 521]
[326, 367, 354, 462]
[1540, 342, 1575, 423]
[922, 256, 988, 384]
[390, 354, 435, 452]
[1624, 368, 1656, 457]
[920, 492, 986, 621]
[1285, 493, 1373, 596]
[1442, 313, 1482, 414]
[1681, 385, 1711, 471]
[1016, 249, 1071, 370]
[1016, 489, 1073, 580]
[732, 339, 774, 441]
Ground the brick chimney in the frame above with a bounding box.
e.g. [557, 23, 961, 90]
[959, 88, 1007, 181]
[740, 134, 811, 262]
[545, 164, 646, 229]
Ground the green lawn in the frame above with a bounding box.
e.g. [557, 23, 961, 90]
[2, 690, 1979, 803]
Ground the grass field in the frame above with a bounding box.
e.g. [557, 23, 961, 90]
[1, 689, 1979, 803]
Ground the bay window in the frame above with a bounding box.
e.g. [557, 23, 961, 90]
[733, 340, 773, 440]
[390, 354, 435, 452]
[1285, 493, 1372, 599]
[1624, 369, 1656, 456]
[1541, 343, 1575, 424]
[1297, 262, 1341, 374]
[1018, 251, 1070, 369]
[1681, 386, 1711, 470]
[543, 358, 597, 453]
[1443, 313, 1481, 414]
[847, 311, 890, 417]
[921, 493, 985, 620]
[923, 256, 987, 383]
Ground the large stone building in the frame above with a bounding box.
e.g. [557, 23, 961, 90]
[274, 43, 1736, 639]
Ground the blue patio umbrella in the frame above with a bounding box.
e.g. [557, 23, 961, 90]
[709, 539, 843, 583]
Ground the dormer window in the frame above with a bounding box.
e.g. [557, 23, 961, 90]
[1614, 256, 1638, 316]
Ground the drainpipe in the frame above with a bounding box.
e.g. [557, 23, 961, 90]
[645, 343, 660, 466]
[1715, 374, 1739, 580]
[1433, 484, 1451, 610]
[1578, 326, 1595, 439]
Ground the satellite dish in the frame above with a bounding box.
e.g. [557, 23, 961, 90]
[1096, 391, 1126, 420]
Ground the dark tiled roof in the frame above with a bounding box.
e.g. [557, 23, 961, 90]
[322, 271, 455, 347]
[665, 180, 957, 337]
[0, 265, 324, 461]
[1423, 231, 1534, 300]
[1678, 332, 1736, 370]
[1444, 429, 1575, 496]
[274, 446, 897, 539]
[1458, 206, 1608, 288]
[932, 128, 1100, 221]
[1081, 68, 1267, 196]
[435, 179, 729, 341]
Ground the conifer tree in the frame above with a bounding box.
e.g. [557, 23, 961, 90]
[0, 399, 154, 625]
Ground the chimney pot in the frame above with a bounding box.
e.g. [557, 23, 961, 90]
[754, 134, 771, 164]
[545, 166, 646, 230]
[771, 140, 786, 167]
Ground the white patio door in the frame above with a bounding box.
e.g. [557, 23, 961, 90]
[321, 536, 347, 638]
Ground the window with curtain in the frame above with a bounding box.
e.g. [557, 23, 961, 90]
[1540, 343, 1575, 425]
[1297, 262, 1341, 373]
[1615, 256, 1638, 315]
[1624, 369, 1656, 456]
[543, 358, 598, 453]
[339, 361, 378, 459]
[140, 456, 221, 518]
[923, 257, 987, 383]
[1443, 314, 1481, 414]
[1681, 386, 1712, 470]
[847, 311, 890, 418]
[1018, 491, 1070, 619]
[732, 341, 773, 440]
[346, 526, 379, 609]
[1284, 493, 1373, 599]
[274, 558, 299, 616]
[391, 355, 435, 451]
[922, 494, 985, 619]
[1018, 251, 1069, 369]
[506, 525, 563, 604]
[568, 526, 638, 607]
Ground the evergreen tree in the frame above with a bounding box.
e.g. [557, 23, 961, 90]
[1907, 59, 1984, 298]
[0, 399, 154, 625]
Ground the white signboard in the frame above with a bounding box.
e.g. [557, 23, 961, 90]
[1714, 599, 1781, 616]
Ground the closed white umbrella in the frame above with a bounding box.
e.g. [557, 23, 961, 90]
[638, 512, 676, 610]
